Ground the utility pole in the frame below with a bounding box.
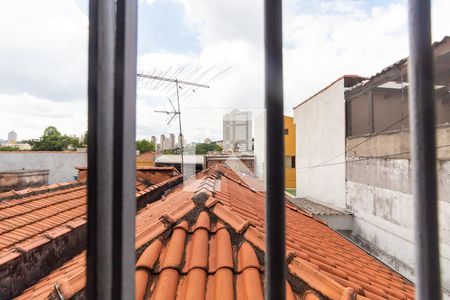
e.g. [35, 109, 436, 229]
[175, 79, 184, 172]
[137, 73, 210, 175]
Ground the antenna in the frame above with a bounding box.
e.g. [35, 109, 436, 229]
[137, 72, 210, 174]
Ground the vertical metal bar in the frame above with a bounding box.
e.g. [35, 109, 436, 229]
[264, 0, 286, 299]
[113, 0, 138, 298]
[87, 0, 115, 298]
[407, 1, 441, 299]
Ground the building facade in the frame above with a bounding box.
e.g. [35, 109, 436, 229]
[254, 114, 297, 189]
[205, 153, 255, 175]
[151, 136, 157, 147]
[8, 130, 17, 144]
[223, 109, 252, 152]
[293, 37, 450, 297]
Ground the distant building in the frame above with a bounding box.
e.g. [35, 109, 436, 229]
[155, 154, 204, 174]
[213, 139, 223, 148]
[254, 115, 296, 188]
[203, 138, 211, 144]
[8, 130, 17, 144]
[160, 134, 167, 151]
[205, 153, 255, 175]
[1, 131, 31, 150]
[169, 133, 176, 149]
[223, 109, 252, 152]
[151, 136, 157, 146]
[177, 134, 186, 148]
[136, 152, 156, 168]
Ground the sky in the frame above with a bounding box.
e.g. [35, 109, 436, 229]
[0, 0, 449, 143]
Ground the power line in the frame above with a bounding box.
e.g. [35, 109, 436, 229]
[298, 83, 450, 175]
[300, 114, 410, 174]
[298, 144, 450, 174]
[182, 67, 231, 100]
[147, 0, 172, 51]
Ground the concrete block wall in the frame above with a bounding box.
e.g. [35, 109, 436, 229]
[346, 158, 450, 296]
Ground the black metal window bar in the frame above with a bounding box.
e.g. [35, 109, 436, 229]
[85, 0, 441, 299]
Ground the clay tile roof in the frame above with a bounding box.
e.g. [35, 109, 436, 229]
[0, 170, 182, 298]
[15, 164, 415, 300]
[136, 152, 156, 161]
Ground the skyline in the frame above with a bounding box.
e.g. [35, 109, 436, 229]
[0, 0, 449, 142]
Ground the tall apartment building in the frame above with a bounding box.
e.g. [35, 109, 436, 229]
[160, 135, 167, 151]
[150, 136, 157, 146]
[169, 134, 176, 149]
[177, 134, 186, 148]
[8, 130, 17, 144]
[223, 109, 252, 152]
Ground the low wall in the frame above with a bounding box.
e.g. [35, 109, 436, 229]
[0, 152, 87, 184]
[0, 170, 49, 192]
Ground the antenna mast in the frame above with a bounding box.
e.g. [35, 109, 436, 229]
[137, 73, 210, 174]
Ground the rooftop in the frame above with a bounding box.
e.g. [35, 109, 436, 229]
[136, 152, 156, 162]
[155, 154, 205, 165]
[0, 168, 182, 298]
[14, 164, 414, 299]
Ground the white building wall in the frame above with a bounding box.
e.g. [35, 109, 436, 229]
[254, 112, 266, 179]
[294, 79, 346, 208]
[223, 110, 252, 152]
[0, 152, 87, 184]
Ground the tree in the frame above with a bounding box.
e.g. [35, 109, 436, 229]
[136, 139, 155, 153]
[82, 130, 88, 147]
[195, 142, 223, 154]
[0, 146, 20, 151]
[32, 126, 81, 151]
[21, 139, 39, 148]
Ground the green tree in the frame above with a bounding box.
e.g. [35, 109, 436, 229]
[136, 139, 155, 153]
[32, 126, 80, 151]
[0, 146, 20, 151]
[82, 130, 88, 147]
[21, 139, 39, 148]
[195, 142, 223, 154]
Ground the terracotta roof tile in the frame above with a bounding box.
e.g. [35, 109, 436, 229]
[134, 212, 269, 300]
[0, 172, 180, 260]
[15, 164, 415, 299]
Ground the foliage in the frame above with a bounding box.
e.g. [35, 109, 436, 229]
[82, 131, 88, 146]
[136, 139, 155, 153]
[21, 139, 39, 148]
[32, 126, 81, 151]
[195, 142, 223, 154]
[0, 146, 20, 151]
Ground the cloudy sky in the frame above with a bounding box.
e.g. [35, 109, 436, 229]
[0, 0, 449, 143]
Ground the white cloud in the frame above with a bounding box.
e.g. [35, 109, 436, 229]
[0, 0, 88, 101]
[1, 0, 449, 142]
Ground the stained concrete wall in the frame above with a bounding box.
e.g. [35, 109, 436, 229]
[0, 170, 49, 192]
[347, 126, 450, 160]
[0, 152, 87, 184]
[294, 79, 346, 208]
[347, 156, 450, 296]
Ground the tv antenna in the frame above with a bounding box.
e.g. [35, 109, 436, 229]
[137, 73, 210, 174]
